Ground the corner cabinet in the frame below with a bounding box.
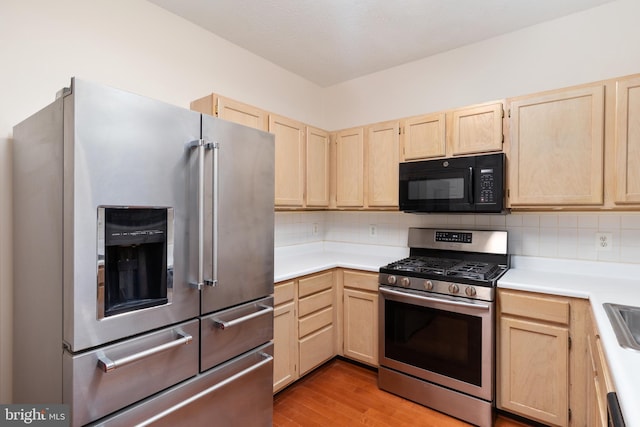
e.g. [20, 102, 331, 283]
[340, 270, 379, 366]
[586, 307, 615, 427]
[497, 289, 589, 427]
[306, 126, 331, 207]
[507, 84, 605, 207]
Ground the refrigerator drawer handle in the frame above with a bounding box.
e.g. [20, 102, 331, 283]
[137, 352, 273, 427]
[97, 332, 193, 373]
[212, 304, 274, 330]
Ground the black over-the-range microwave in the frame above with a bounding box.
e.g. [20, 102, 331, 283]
[399, 152, 505, 213]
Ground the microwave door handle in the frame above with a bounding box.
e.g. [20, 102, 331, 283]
[468, 167, 474, 204]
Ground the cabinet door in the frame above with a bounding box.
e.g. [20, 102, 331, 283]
[367, 121, 399, 207]
[216, 95, 268, 131]
[273, 301, 297, 393]
[615, 76, 640, 204]
[335, 128, 364, 207]
[450, 102, 504, 156]
[270, 114, 305, 207]
[343, 288, 378, 366]
[499, 317, 569, 426]
[402, 113, 446, 160]
[306, 126, 330, 207]
[508, 85, 605, 206]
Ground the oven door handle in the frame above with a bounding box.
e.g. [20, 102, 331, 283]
[379, 286, 491, 311]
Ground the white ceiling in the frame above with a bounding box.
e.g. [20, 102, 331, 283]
[147, 0, 616, 87]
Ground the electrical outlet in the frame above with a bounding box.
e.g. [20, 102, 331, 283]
[369, 225, 377, 238]
[312, 223, 319, 236]
[595, 232, 612, 251]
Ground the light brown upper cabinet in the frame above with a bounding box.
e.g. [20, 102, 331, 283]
[450, 102, 504, 156]
[401, 112, 446, 160]
[615, 75, 640, 204]
[269, 114, 306, 207]
[190, 94, 268, 131]
[507, 84, 605, 207]
[305, 126, 331, 207]
[333, 127, 365, 208]
[367, 120, 400, 207]
[400, 102, 504, 162]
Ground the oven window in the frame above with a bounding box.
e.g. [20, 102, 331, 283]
[407, 177, 465, 200]
[384, 299, 482, 386]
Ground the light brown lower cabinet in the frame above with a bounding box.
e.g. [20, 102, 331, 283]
[341, 270, 379, 366]
[497, 289, 589, 427]
[273, 281, 297, 393]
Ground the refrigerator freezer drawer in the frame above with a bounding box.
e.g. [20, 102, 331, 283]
[200, 296, 273, 372]
[64, 319, 199, 427]
[91, 343, 274, 427]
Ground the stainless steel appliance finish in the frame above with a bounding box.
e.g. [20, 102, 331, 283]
[378, 228, 508, 427]
[399, 153, 505, 213]
[13, 78, 275, 426]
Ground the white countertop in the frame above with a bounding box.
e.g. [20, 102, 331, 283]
[276, 245, 640, 425]
[499, 256, 640, 427]
[274, 241, 408, 282]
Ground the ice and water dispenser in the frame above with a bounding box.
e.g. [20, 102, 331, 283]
[97, 207, 173, 318]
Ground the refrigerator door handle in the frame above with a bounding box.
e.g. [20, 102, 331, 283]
[187, 139, 215, 290]
[207, 141, 220, 288]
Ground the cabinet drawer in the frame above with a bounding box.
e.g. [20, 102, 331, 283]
[298, 306, 333, 338]
[299, 325, 334, 375]
[343, 270, 378, 292]
[274, 281, 295, 305]
[298, 288, 333, 317]
[298, 271, 333, 298]
[500, 290, 570, 325]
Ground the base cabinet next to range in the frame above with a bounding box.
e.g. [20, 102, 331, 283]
[340, 269, 379, 366]
[497, 289, 589, 427]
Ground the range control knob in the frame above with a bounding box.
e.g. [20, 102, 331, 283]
[465, 286, 477, 297]
[387, 275, 397, 285]
[424, 280, 434, 291]
[400, 277, 411, 287]
[448, 284, 459, 294]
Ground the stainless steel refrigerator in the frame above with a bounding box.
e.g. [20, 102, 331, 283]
[12, 78, 275, 426]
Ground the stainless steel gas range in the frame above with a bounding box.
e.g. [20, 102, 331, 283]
[378, 228, 509, 427]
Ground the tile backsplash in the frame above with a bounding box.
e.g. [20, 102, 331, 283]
[275, 211, 640, 264]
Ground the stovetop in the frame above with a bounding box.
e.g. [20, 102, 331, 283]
[381, 256, 504, 282]
[378, 228, 509, 301]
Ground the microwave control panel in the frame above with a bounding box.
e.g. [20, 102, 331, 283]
[478, 168, 496, 204]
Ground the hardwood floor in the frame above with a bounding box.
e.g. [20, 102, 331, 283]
[273, 358, 532, 427]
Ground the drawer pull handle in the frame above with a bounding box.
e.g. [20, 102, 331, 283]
[212, 304, 273, 330]
[137, 352, 273, 427]
[97, 332, 192, 373]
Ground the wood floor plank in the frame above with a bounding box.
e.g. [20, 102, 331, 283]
[274, 358, 533, 427]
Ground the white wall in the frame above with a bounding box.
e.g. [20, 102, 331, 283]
[0, 0, 326, 404]
[323, 0, 640, 129]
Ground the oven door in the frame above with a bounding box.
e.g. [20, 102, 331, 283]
[379, 286, 494, 400]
